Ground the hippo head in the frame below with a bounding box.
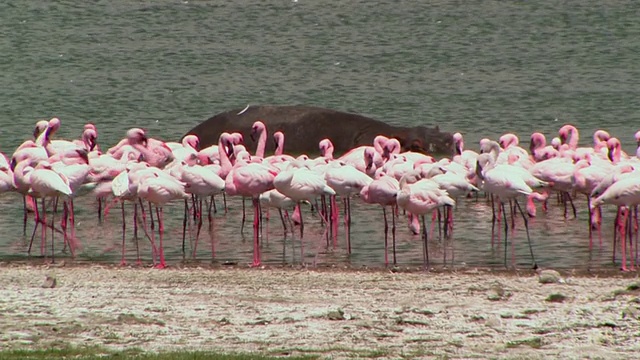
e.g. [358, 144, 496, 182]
[398, 126, 454, 155]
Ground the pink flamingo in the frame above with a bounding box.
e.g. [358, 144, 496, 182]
[225, 150, 278, 267]
[170, 134, 200, 163]
[16, 120, 50, 152]
[28, 161, 72, 262]
[324, 162, 372, 253]
[50, 148, 92, 256]
[274, 162, 336, 240]
[559, 124, 579, 150]
[476, 153, 541, 268]
[137, 169, 189, 268]
[592, 176, 640, 271]
[396, 178, 455, 269]
[360, 174, 400, 266]
[174, 160, 225, 259]
[250, 120, 268, 159]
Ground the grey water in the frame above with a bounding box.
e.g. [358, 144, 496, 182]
[1, 0, 639, 270]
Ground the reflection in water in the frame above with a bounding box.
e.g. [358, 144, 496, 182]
[0, 192, 630, 271]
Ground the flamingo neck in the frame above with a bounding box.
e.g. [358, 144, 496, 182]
[274, 137, 284, 156]
[255, 130, 267, 158]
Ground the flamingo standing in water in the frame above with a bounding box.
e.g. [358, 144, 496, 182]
[396, 178, 455, 269]
[225, 150, 278, 267]
[28, 161, 72, 262]
[324, 161, 372, 253]
[274, 161, 336, 239]
[475, 153, 542, 269]
[360, 174, 400, 266]
[137, 169, 189, 268]
[592, 176, 640, 271]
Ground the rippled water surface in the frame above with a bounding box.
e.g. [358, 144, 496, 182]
[1, 0, 639, 269]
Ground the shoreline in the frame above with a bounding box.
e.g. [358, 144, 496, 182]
[1, 264, 639, 359]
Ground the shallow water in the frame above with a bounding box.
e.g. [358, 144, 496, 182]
[1, 1, 639, 269]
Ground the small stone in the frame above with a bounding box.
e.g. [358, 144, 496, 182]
[41, 275, 56, 289]
[327, 309, 345, 321]
[621, 306, 639, 320]
[485, 315, 502, 329]
[545, 293, 567, 303]
[538, 269, 563, 284]
[487, 282, 510, 301]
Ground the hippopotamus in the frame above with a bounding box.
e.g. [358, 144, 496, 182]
[182, 105, 453, 156]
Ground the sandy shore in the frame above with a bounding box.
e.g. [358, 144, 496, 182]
[0, 263, 639, 359]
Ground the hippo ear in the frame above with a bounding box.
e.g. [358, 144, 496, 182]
[435, 125, 440, 132]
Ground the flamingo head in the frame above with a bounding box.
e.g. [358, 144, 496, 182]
[635, 130, 640, 146]
[33, 120, 49, 139]
[127, 128, 148, 147]
[452, 132, 463, 155]
[364, 148, 374, 171]
[184, 135, 200, 150]
[273, 131, 284, 148]
[606, 138, 621, 162]
[83, 128, 98, 152]
[558, 124, 576, 145]
[250, 120, 266, 142]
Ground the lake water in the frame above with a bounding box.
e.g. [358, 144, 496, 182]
[1, 0, 639, 270]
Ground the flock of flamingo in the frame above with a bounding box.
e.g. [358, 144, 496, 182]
[2, 117, 640, 271]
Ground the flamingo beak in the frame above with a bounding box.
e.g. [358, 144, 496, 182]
[10, 158, 16, 172]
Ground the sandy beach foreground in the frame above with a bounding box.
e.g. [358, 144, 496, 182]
[0, 264, 639, 359]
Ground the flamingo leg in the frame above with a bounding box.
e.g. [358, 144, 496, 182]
[618, 207, 629, 271]
[155, 206, 166, 269]
[297, 203, 305, 263]
[587, 194, 593, 252]
[147, 201, 157, 266]
[22, 195, 28, 236]
[60, 202, 69, 253]
[251, 198, 261, 267]
[121, 200, 127, 266]
[278, 208, 288, 234]
[392, 205, 397, 266]
[134, 202, 141, 265]
[65, 200, 76, 258]
[183, 199, 189, 259]
[515, 199, 536, 269]
[490, 195, 496, 248]
[383, 207, 388, 267]
[41, 197, 47, 258]
[223, 193, 227, 214]
[98, 197, 102, 223]
[28, 198, 40, 255]
[627, 209, 636, 271]
[421, 215, 429, 270]
[195, 198, 203, 255]
[207, 198, 215, 261]
[331, 195, 338, 248]
[502, 202, 509, 269]
[613, 207, 620, 264]
[51, 197, 58, 264]
[241, 197, 246, 235]
[69, 199, 78, 253]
